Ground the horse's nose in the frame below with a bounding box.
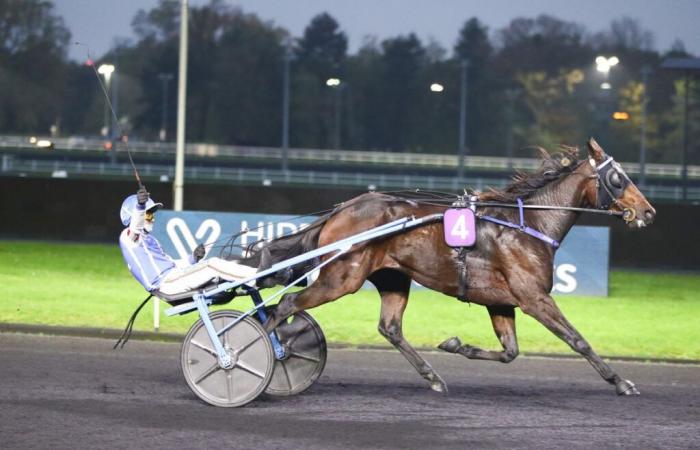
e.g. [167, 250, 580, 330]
[644, 207, 656, 223]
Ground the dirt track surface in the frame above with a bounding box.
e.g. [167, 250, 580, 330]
[1, 333, 698, 450]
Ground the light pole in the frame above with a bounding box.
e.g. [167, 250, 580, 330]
[430, 83, 444, 93]
[174, 0, 188, 212]
[639, 66, 651, 188]
[158, 73, 173, 141]
[281, 41, 292, 171]
[596, 56, 619, 82]
[505, 88, 519, 169]
[660, 58, 700, 201]
[458, 59, 469, 180]
[326, 77, 342, 150]
[595, 55, 619, 144]
[97, 64, 115, 138]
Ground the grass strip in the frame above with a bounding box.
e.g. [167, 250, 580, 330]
[1, 240, 698, 359]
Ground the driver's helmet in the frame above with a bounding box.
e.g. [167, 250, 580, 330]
[120, 194, 163, 226]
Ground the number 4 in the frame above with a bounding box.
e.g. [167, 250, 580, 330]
[451, 214, 470, 240]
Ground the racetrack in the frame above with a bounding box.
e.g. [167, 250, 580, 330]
[1, 333, 698, 450]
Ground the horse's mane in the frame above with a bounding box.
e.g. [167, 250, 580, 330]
[480, 146, 582, 202]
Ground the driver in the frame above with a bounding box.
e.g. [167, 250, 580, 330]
[119, 186, 257, 295]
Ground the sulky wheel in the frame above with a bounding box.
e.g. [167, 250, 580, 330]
[181, 310, 274, 407]
[264, 308, 327, 396]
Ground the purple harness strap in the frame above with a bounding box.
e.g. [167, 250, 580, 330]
[478, 198, 560, 248]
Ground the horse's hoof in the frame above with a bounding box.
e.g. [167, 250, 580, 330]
[438, 336, 462, 354]
[616, 379, 640, 396]
[430, 378, 448, 394]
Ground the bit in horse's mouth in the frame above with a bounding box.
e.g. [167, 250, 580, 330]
[629, 218, 646, 228]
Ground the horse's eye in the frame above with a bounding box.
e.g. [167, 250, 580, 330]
[608, 170, 622, 188]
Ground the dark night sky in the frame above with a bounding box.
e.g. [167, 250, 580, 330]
[57, 0, 698, 61]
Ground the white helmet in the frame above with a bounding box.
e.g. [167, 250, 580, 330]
[120, 194, 163, 226]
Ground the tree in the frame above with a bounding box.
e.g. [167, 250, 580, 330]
[454, 18, 492, 69]
[591, 17, 654, 52]
[516, 69, 587, 150]
[496, 15, 592, 76]
[0, 0, 71, 133]
[296, 12, 347, 79]
[292, 13, 348, 148]
[453, 17, 496, 154]
[374, 34, 428, 151]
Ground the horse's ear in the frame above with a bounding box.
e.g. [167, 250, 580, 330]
[586, 138, 607, 163]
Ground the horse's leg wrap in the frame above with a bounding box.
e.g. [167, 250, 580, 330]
[438, 306, 519, 363]
[520, 293, 639, 396]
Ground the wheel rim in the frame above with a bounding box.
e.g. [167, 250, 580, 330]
[181, 310, 274, 407]
[265, 310, 327, 396]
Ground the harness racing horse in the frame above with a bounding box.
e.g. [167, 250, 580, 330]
[252, 138, 656, 396]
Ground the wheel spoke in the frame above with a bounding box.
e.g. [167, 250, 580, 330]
[226, 370, 234, 401]
[193, 361, 221, 385]
[222, 320, 231, 349]
[235, 361, 265, 379]
[285, 323, 311, 347]
[281, 360, 293, 390]
[190, 339, 217, 357]
[236, 335, 262, 355]
[289, 350, 320, 363]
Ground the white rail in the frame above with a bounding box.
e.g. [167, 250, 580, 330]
[2, 134, 698, 179]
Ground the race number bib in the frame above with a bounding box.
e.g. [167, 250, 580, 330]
[443, 209, 476, 247]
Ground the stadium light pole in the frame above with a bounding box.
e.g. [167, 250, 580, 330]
[661, 57, 700, 201]
[174, 0, 188, 212]
[639, 66, 651, 188]
[97, 64, 114, 138]
[281, 40, 292, 172]
[326, 77, 342, 149]
[595, 55, 619, 145]
[158, 73, 173, 142]
[458, 59, 469, 180]
[505, 88, 518, 169]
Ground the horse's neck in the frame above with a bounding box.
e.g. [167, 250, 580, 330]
[528, 165, 592, 244]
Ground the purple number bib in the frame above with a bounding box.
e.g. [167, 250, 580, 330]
[443, 209, 476, 247]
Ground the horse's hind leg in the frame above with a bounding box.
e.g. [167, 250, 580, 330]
[262, 252, 370, 333]
[370, 269, 448, 393]
[438, 306, 519, 363]
[521, 293, 639, 396]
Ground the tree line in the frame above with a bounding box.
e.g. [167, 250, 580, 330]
[1, 0, 698, 164]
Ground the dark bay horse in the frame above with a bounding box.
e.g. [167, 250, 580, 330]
[253, 138, 656, 396]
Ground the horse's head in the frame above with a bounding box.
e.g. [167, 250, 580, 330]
[583, 138, 656, 228]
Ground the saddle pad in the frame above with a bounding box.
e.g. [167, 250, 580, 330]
[443, 208, 476, 247]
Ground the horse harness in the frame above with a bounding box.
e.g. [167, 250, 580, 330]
[593, 156, 635, 221]
[446, 155, 630, 302]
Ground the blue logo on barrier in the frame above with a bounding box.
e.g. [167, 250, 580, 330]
[152, 211, 609, 297]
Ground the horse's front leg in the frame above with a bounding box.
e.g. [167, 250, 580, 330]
[438, 305, 519, 363]
[371, 270, 448, 393]
[520, 292, 639, 396]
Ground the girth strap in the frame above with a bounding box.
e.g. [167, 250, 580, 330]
[456, 247, 469, 302]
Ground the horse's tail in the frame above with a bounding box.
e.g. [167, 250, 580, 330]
[239, 212, 331, 288]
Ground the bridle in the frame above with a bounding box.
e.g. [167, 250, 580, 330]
[592, 156, 636, 222]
